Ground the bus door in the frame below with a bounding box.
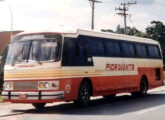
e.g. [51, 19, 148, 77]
[78, 36, 108, 93]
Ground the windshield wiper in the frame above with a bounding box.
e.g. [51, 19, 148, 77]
[27, 41, 32, 63]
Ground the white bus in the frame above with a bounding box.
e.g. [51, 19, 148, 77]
[2, 29, 164, 109]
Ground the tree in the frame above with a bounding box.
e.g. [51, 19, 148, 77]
[101, 29, 114, 33]
[146, 21, 165, 42]
[115, 24, 147, 37]
[116, 25, 125, 34]
[146, 21, 165, 63]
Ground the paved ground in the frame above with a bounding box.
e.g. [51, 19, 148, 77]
[0, 87, 165, 120]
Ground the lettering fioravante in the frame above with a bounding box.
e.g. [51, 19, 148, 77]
[106, 64, 135, 71]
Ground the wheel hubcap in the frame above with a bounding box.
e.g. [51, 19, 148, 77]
[81, 87, 89, 102]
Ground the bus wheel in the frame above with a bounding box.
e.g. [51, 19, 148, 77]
[132, 78, 148, 97]
[74, 81, 91, 106]
[32, 103, 46, 110]
[103, 94, 116, 100]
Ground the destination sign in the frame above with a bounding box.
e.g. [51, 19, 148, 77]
[11, 34, 61, 43]
[20, 34, 45, 41]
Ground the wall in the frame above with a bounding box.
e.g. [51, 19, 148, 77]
[0, 31, 23, 53]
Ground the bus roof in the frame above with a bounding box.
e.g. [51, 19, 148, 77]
[64, 29, 159, 45]
[14, 29, 159, 45]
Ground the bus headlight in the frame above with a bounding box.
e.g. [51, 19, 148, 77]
[38, 81, 59, 90]
[38, 82, 50, 89]
[4, 82, 14, 90]
[44, 82, 49, 88]
[39, 82, 45, 89]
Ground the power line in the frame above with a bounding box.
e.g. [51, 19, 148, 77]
[88, 0, 102, 30]
[115, 1, 137, 34]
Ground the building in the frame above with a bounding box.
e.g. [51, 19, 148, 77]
[0, 31, 23, 53]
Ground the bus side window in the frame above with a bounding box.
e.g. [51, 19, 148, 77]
[148, 45, 161, 58]
[105, 40, 121, 57]
[86, 38, 105, 57]
[121, 42, 135, 57]
[153, 46, 161, 58]
[62, 38, 81, 66]
[121, 42, 130, 56]
[135, 44, 147, 58]
[148, 46, 154, 58]
[129, 43, 135, 57]
[113, 42, 121, 56]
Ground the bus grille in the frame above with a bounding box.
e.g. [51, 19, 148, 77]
[13, 81, 38, 90]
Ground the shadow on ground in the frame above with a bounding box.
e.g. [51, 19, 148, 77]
[7, 92, 165, 116]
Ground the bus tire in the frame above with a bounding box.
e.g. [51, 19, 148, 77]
[32, 103, 46, 110]
[132, 78, 148, 97]
[74, 81, 91, 106]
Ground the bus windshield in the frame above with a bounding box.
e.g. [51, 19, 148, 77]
[6, 39, 61, 65]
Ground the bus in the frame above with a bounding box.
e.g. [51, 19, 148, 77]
[2, 29, 164, 109]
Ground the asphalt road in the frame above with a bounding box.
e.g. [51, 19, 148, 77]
[0, 87, 165, 120]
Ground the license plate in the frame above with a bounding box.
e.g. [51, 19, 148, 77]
[19, 94, 27, 100]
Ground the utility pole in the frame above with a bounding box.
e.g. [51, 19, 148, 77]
[115, 1, 137, 34]
[88, 0, 102, 30]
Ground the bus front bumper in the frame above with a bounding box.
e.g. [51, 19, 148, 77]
[2, 91, 65, 103]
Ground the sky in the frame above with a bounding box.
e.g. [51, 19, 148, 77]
[0, 0, 164, 32]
